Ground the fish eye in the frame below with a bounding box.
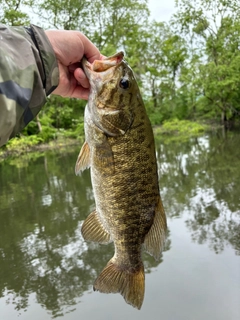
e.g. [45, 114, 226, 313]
[119, 78, 130, 89]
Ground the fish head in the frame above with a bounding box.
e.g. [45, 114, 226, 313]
[83, 52, 138, 136]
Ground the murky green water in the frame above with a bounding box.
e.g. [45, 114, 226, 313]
[0, 131, 239, 320]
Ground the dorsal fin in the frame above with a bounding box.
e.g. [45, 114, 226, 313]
[143, 196, 167, 260]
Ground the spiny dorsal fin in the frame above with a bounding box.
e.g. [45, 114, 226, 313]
[75, 141, 90, 175]
[81, 210, 111, 244]
[94, 259, 145, 310]
[143, 196, 167, 260]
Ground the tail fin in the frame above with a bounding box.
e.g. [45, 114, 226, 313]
[93, 259, 145, 310]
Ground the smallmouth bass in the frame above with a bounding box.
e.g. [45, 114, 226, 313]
[75, 52, 167, 309]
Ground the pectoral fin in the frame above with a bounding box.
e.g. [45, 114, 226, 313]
[75, 141, 90, 175]
[81, 210, 111, 244]
[143, 197, 167, 260]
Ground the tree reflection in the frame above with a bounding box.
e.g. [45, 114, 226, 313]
[156, 131, 240, 255]
[0, 131, 239, 316]
[0, 149, 169, 317]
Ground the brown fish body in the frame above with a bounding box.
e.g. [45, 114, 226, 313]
[75, 52, 167, 309]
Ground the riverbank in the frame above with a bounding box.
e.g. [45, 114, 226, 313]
[0, 136, 82, 161]
[0, 119, 220, 161]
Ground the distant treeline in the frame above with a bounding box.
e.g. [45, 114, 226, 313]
[1, 0, 240, 144]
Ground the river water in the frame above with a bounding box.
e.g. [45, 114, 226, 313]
[0, 131, 239, 320]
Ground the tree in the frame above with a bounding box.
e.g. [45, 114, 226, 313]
[0, 0, 30, 25]
[173, 0, 240, 125]
[140, 21, 187, 122]
[31, 0, 91, 30]
[31, 0, 150, 55]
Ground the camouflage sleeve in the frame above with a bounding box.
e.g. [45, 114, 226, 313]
[0, 24, 59, 147]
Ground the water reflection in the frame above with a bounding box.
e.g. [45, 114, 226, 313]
[156, 132, 240, 255]
[0, 132, 239, 317]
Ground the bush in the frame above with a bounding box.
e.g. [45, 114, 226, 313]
[154, 119, 207, 136]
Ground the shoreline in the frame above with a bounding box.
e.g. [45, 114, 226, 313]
[0, 138, 81, 161]
[0, 120, 228, 161]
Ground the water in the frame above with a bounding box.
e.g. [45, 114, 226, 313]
[0, 131, 239, 320]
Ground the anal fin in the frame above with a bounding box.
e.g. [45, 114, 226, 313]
[143, 196, 167, 260]
[81, 210, 111, 244]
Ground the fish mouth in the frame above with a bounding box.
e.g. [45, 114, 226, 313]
[82, 51, 124, 78]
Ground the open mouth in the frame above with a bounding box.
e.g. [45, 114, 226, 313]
[83, 51, 124, 74]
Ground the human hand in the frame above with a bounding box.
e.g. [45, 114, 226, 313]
[45, 30, 102, 100]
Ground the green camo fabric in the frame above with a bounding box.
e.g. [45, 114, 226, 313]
[0, 24, 59, 147]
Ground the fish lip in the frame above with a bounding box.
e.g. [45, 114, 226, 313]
[82, 51, 124, 79]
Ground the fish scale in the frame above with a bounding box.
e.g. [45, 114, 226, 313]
[75, 51, 167, 309]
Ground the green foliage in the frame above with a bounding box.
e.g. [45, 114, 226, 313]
[42, 96, 86, 129]
[174, 0, 240, 124]
[38, 125, 57, 142]
[1, 0, 240, 154]
[5, 135, 44, 152]
[0, 0, 30, 25]
[61, 119, 85, 139]
[149, 111, 165, 126]
[154, 119, 207, 141]
[13, 96, 86, 148]
[22, 119, 39, 135]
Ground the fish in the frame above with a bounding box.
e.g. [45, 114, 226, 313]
[75, 52, 167, 309]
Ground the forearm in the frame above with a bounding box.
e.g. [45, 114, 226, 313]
[0, 24, 59, 147]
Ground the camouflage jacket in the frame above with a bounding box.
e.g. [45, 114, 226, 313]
[0, 24, 59, 147]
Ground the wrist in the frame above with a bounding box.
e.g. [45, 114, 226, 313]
[28, 25, 59, 95]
